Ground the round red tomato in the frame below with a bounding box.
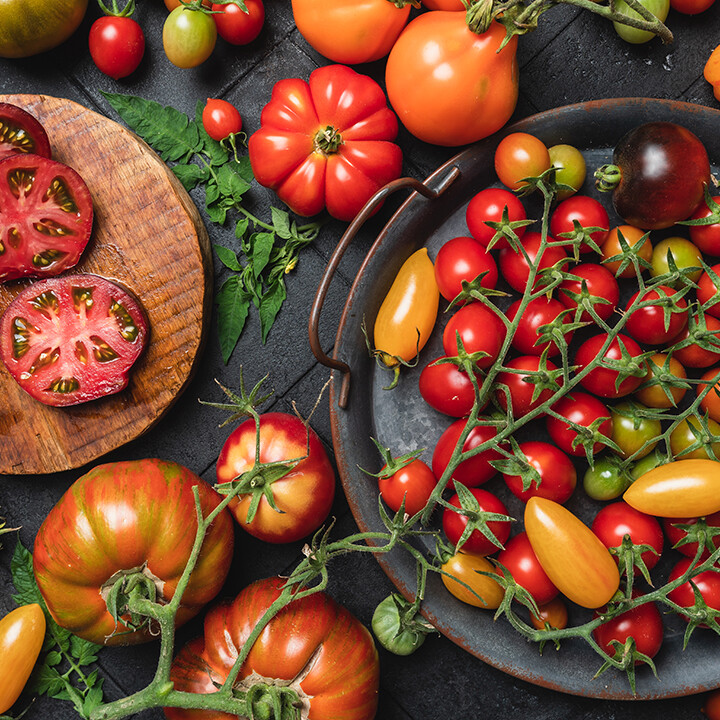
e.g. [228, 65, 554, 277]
[557, 262, 619, 323]
[698, 367, 720, 422]
[502, 441, 576, 504]
[591, 501, 663, 571]
[167, 577, 379, 720]
[442, 487, 511, 555]
[88, 16, 145, 79]
[624, 285, 688, 346]
[419, 356, 479, 417]
[575, 333, 645, 398]
[465, 187, 527, 247]
[498, 231, 568, 293]
[593, 598, 663, 662]
[494, 355, 560, 417]
[546, 391, 613, 457]
[549, 195, 609, 251]
[663, 511, 720, 559]
[697, 264, 720, 319]
[0, 153, 93, 281]
[249, 64, 402, 221]
[689, 196, 720, 255]
[671, 0, 715, 12]
[33, 459, 234, 645]
[0, 102, 51, 161]
[432, 417, 502, 487]
[379, 457, 436, 516]
[216, 412, 335, 543]
[212, 0, 264, 44]
[442, 301, 506, 369]
[669, 313, 720, 368]
[202, 98, 242, 141]
[497, 531, 559, 605]
[668, 556, 720, 625]
[507, 296, 573, 356]
[434, 235, 497, 302]
[494, 132, 551, 191]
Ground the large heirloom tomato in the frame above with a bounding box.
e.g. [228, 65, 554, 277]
[33, 459, 234, 645]
[216, 412, 335, 543]
[385, 12, 518, 146]
[167, 576, 379, 720]
[248, 64, 402, 222]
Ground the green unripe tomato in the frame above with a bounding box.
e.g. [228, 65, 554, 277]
[372, 594, 428, 656]
[610, 401, 661, 460]
[612, 0, 670, 44]
[583, 456, 632, 501]
[163, 6, 217, 68]
[629, 446, 668, 480]
[650, 236, 704, 285]
[548, 144, 586, 200]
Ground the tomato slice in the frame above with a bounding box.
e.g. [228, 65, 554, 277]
[0, 102, 51, 161]
[0, 153, 93, 282]
[0, 274, 149, 406]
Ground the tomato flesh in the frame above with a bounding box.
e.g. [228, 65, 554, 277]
[0, 103, 51, 161]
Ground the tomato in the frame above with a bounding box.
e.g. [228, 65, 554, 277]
[663, 511, 720, 559]
[371, 594, 427, 656]
[546, 391, 613, 457]
[0, 604, 45, 714]
[88, 16, 145, 79]
[0, 102, 51, 161]
[434, 235, 497, 302]
[671, 0, 715, 12]
[167, 577, 379, 720]
[706, 45, 720, 102]
[635, 352, 688, 409]
[385, 12, 518, 147]
[249, 64, 402, 221]
[442, 301, 506, 369]
[625, 286, 688, 346]
[465, 187, 527, 248]
[610, 401, 660, 460]
[419, 356, 479, 417]
[497, 531, 559, 606]
[591, 502, 663, 571]
[502, 441, 576, 504]
[378, 458, 436, 516]
[597, 122, 710, 230]
[421, 0, 464, 7]
[649, 236, 703, 284]
[697, 263, 720, 319]
[583, 456, 632, 501]
[557, 262, 619, 323]
[442, 487, 511, 555]
[494, 355, 559, 417]
[612, 0, 669, 43]
[600, 225, 652, 279]
[669, 312, 720, 369]
[212, 0, 264, 44]
[494, 132, 551, 191]
[524, 497, 620, 609]
[432, 417, 501, 487]
[441, 551, 504, 608]
[33, 459, 234, 645]
[703, 689, 720, 720]
[689, 196, 720, 255]
[593, 599, 663, 664]
[165, 0, 212, 8]
[624, 458, 720, 517]
[575, 333, 645, 399]
[374, 248, 439, 366]
[202, 98, 242, 141]
[668, 556, 720, 625]
[507, 296, 573, 357]
[670, 416, 720, 461]
[0, 274, 149, 406]
[548, 143, 586, 200]
[291, 0, 409, 64]
[629, 446, 668, 480]
[0, 154, 93, 282]
[698, 367, 720, 422]
[529, 596, 568, 630]
[0, 0, 88, 58]
[163, 5, 217, 68]
[549, 195, 609, 251]
[216, 412, 335, 543]
[498, 231, 568, 293]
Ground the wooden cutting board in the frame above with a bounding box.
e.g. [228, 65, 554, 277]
[0, 94, 212, 475]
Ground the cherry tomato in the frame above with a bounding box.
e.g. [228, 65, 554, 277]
[465, 187, 528, 248]
[548, 143, 586, 200]
[165, 0, 212, 8]
[669, 312, 720, 368]
[441, 551, 504, 609]
[575, 333, 645, 399]
[202, 98, 242, 141]
[549, 195, 609, 251]
[419, 357, 480, 418]
[546, 392, 613, 457]
[494, 355, 559, 417]
[433, 235, 497, 302]
[600, 225, 652, 278]
[421, 0, 464, 7]
[670, 0, 714, 14]
[624, 286, 688, 346]
[706, 45, 720, 102]
[0, 102, 51, 161]
[529, 596, 568, 630]
[610, 401, 660, 460]
[698, 367, 720, 422]
[697, 263, 720, 319]
[212, 0, 264, 44]
[442, 302, 506, 369]
[507, 296, 573, 357]
[670, 417, 720, 461]
[668, 556, 720, 625]
[593, 598, 663, 663]
[498, 231, 568, 293]
[583, 456, 632, 501]
[497, 531, 559, 606]
[502, 441, 576, 504]
[163, 5, 217, 68]
[702, 689, 720, 720]
[591, 501, 663, 571]
[442, 487, 511, 555]
[612, 0, 669, 43]
[557, 262, 619, 323]
[379, 458, 436, 516]
[689, 196, 720, 255]
[649, 236, 703, 284]
[88, 15, 144, 79]
[663, 511, 720, 559]
[494, 132, 550, 191]
[634, 352, 688, 408]
[524, 496, 620, 609]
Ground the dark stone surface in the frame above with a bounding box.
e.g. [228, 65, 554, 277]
[0, 2, 718, 719]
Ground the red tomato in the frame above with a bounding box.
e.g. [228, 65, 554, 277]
[669, 313, 720, 368]
[465, 187, 527, 247]
[0, 274, 149, 407]
[593, 598, 663, 662]
[33, 459, 234, 645]
[502, 441, 576, 504]
[671, 0, 715, 12]
[529, 596, 568, 630]
[546, 391, 613, 457]
[575, 333, 645, 398]
[549, 195, 609, 251]
[624, 286, 688, 346]
[494, 132, 551, 191]
[248, 64, 402, 221]
[442, 488, 511, 555]
[698, 367, 720, 422]
[442, 301, 506, 369]
[385, 12, 518, 146]
[212, 0, 264, 44]
[434, 235, 498, 301]
[167, 577, 379, 720]
[663, 511, 720, 559]
[0, 102, 51, 160]
[689, 196, 720, 255]
[0, 153, 93, 281]
[507, 296, 573, 356]
[497, 531, 559, 605]
[379, 457, 436, 516]
[703, 689, 720, 720]
[419, 356, 479, 417]
[498, 231, 568, 293]
[88, 16, 144, 79]
[494, 355, 560, 417]
[668, 556, 720, 625]
[432, 417, 502, 487]
[591, 502, 663, 571]
[697, 263, 720, 318]
[202, 98, 242, 141]
[557, 262, 619, 323]
[216, 412, 335, 543]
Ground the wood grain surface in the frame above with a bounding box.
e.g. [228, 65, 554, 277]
[0, 94, 212, 475]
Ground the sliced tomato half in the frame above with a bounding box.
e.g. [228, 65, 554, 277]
[0, 153, 93, 282]
[0, 274, 149, 406]
[0, 102, 51, 161]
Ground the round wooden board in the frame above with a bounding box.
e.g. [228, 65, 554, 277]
[0, 94, 212, 475]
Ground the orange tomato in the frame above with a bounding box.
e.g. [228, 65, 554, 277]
[705, 44, 720, 101]
[600, 224, 652, 278]
[698, 367, 720, 422]
[634, 352, 687, 409]
[421, 0, 465, 7]
[529, 596, 569, 631]
[441, 551, 504, 608]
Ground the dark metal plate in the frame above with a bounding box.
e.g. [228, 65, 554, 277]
[328, 98, 720, 700]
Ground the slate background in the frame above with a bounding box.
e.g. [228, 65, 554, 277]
[1, 2, 720, 718]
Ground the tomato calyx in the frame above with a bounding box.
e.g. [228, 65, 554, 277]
[239, 681, 304, 720]
[608, 534, 660, 586]
[592, 634, 659, 693]
[101, 564, 165, 637]
[313, 125, 343, 155]
[594, 163, 623, 193]
[362, 437, 421, 479]
[371, 593, 435, 656]
[96, 0, 136, 16]
[668, 517, 720, 557]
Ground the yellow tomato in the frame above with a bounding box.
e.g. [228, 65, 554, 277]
[441, 552, 504, 609]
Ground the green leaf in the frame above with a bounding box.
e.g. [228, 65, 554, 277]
[32, 664, 65, 696]
[259, 278, 287, 343]
[217, 161, 252, 202]
[11, 540, 44, 606]
[83, 683, 105, 715]
[217, 276, 251, 363]
[214, 244, 244, 272]
[235, 217, 250, 240]
[70, 635, 101, 666]
[44, 650, 63, 667]
[250, 232, 275, 279]
[172, 163, 207, 191]
[271, 207, 292, 239]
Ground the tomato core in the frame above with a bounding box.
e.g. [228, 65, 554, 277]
[313, 125, 343, 154]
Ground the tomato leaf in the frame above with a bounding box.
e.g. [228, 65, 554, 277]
[172, 163, 208, 191]
[215, 244, 244, 272]
[10, 540, 44, 607]
[259, 278, 287, 343]
[217, 276, 251, 363]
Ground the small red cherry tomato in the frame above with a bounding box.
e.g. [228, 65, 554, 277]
[663, 511, 720, 559]
[558, 262, 619, 323]
[494, 132, 551, 191]
[697, 263, 720, 319]
[624, 286, 688, 346]
[546, 391, 613, 457]
[442, 488, 511, 555]
[89, 16, 145, 80]
[418, 357, 480, 418]
[689, 197, 720, 255]
[212, 0, 265, 44]
[202, 98, 243, 141]
[465, 187, 528, 248]
[529, 596, 568, 630]
[668, 556, 720, 625]
[549, 195, 609, 251]
[698, 367, 720, 422]
[494, 355, 560, 417]
[498, 231, 568, 293]
[442, 302, 506, 369]
[575, 333, 645, 398]
[669, 313, 720, 369]
[498, 531, 559, 606]
[379, 458, 436, 516]
[702, 689, 720, 720]
[593, 597, 663, 662]
[502, 441, 576, 504]
[433, 235, 497, 302]
[507, 296, 573, 356]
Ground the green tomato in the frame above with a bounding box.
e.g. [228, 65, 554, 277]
[548, 144, 586, 200]
[163, 6, 217, 68]
[371, 594, 430, 656]
[583, 456, 632, 501]
[610, 401, 661, 460]
[650, 236, 704, 285]
[629, 446, 668, 480]
[612, 0, 670, 44]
